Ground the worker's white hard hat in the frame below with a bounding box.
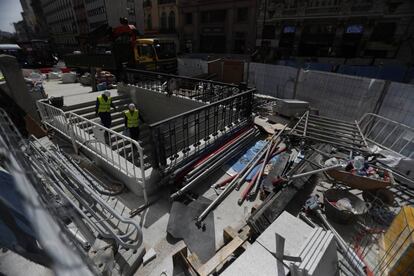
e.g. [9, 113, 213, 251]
[128, 103, 136, 109]
[104, 90, 110, 97]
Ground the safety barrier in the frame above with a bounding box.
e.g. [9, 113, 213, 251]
[36, 99, 148, 203]
[36, 99, 70, 137]
[359, 113, 414, 158]
[125, 68, 245, 103]
[150, 89, 254, 170]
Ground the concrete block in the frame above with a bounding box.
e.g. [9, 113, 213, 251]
[142, 248, 157, 265]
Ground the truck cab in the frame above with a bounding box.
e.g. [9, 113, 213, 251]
[135, 38, 177, 73]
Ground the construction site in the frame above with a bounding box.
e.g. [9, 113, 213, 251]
[0, 53, 414, 276]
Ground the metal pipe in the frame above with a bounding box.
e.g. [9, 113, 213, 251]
[355, 120, 370, 151]
[288, 164, 343, 180]
[296, 125, 364, 142]
[184, 128, 254, 181]
[195, 134, 287, 226]
[171, 131, 256, 199]
[183, 129, 255, 183]
[239, 169, 260, 205]
[315, 210, 366, 276]
[235, 125, 288, 191]
[248, 142, 283, 198]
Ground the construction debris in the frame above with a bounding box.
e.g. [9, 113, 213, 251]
[2, 62, 414, 276]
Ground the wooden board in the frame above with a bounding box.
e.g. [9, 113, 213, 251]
[197, 227, 250, 276]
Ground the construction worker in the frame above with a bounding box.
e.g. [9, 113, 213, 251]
[96, 90, 117, 144]
[124, 103, 144, 143]
[95, 90, 116, 128]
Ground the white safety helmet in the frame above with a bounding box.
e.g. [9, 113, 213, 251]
[104, 90, 110, 97]
[128, 103, 136, 110]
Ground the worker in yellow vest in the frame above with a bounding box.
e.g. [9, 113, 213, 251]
[124, 103, 144, 143]
[95, 90, 117, 144]
[95, 90, 117, 128]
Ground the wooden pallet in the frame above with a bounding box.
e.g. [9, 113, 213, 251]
[172, 225, 251, 276]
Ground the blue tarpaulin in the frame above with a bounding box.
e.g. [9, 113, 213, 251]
[227, 140, 281, 181]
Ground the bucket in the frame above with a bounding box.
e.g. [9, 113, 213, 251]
[324, 189, 369, 224]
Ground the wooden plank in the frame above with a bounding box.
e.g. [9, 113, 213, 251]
[197, 227, 250, 276]
[172, 244, 198, 276]
[187, 252, 203, 271]
[224, 226, 250, 250]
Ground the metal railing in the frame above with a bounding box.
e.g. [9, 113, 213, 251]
[150, 89, 254, 170]
[36, 99, 70, 137]
[36, 100, 148, 203]
[125, 68, 245, 103]
[359, 113, 414, 159]
[29, 137, 143, 249]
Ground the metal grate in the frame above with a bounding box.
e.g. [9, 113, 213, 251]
[288, 111, 370, 153]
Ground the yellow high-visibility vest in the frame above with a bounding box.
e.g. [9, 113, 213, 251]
[125, 110, 139, 128]
[97, 95, 112, 113]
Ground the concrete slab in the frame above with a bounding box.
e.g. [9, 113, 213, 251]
[0, 250, 53, 276]
[221, 242, 288, 276]
[43, 80, 120, 106]
[257, 211, 313, 257]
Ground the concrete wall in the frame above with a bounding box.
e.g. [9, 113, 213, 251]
[123, 85, 206, 124]
[248, 62, 297, 99]
[177, 57, 208, 77]
[296, 70, 385, 121]
[249, 62, 414, 128]
[378, 82, 414, 128]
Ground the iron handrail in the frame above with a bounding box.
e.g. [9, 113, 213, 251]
[36, 99, 148, 204]
[149, 89, 255, 128]
[149, 88, 254, 169]
[125, 68, 241, 88]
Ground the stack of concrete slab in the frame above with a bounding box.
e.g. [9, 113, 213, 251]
[221, 212, 338, 276]
[289, 227, 336, 276]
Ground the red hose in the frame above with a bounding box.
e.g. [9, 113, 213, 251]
[193, 127, 251, 168]
[238, 146, 287, 205]
[175, 126, 251, 182]
[213, 174, 237, 188]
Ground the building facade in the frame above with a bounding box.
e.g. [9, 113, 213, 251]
[16, 0, 48, 41]
[143, 0, 179, 44]
[38, 0, 144, 54]
[40, 0, 79, 53]
[256, 0, 414, 62]
[178, 0, 257, 54]
[83, 0, 144, 32]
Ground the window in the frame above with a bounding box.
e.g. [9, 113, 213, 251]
[168, 11, 175, 30]
[138, 44, 155, 58]
[201, 10, 226, 24]
[237, 7, 248, 22]
[185, 13, 192, 25]
[161, 12, 167, 29]
[346, 25, 363, 34]
[147, 14, 152, 29]
[283, 26, 296, 33]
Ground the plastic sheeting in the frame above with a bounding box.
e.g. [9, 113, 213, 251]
[227, 140, 282, 181]
[177, 58, 208, 77]
[296, 70, 385, 121]
[249, 62, 414, 126]
[379, 82, 414, 127]
[249, 62, 297, 99]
